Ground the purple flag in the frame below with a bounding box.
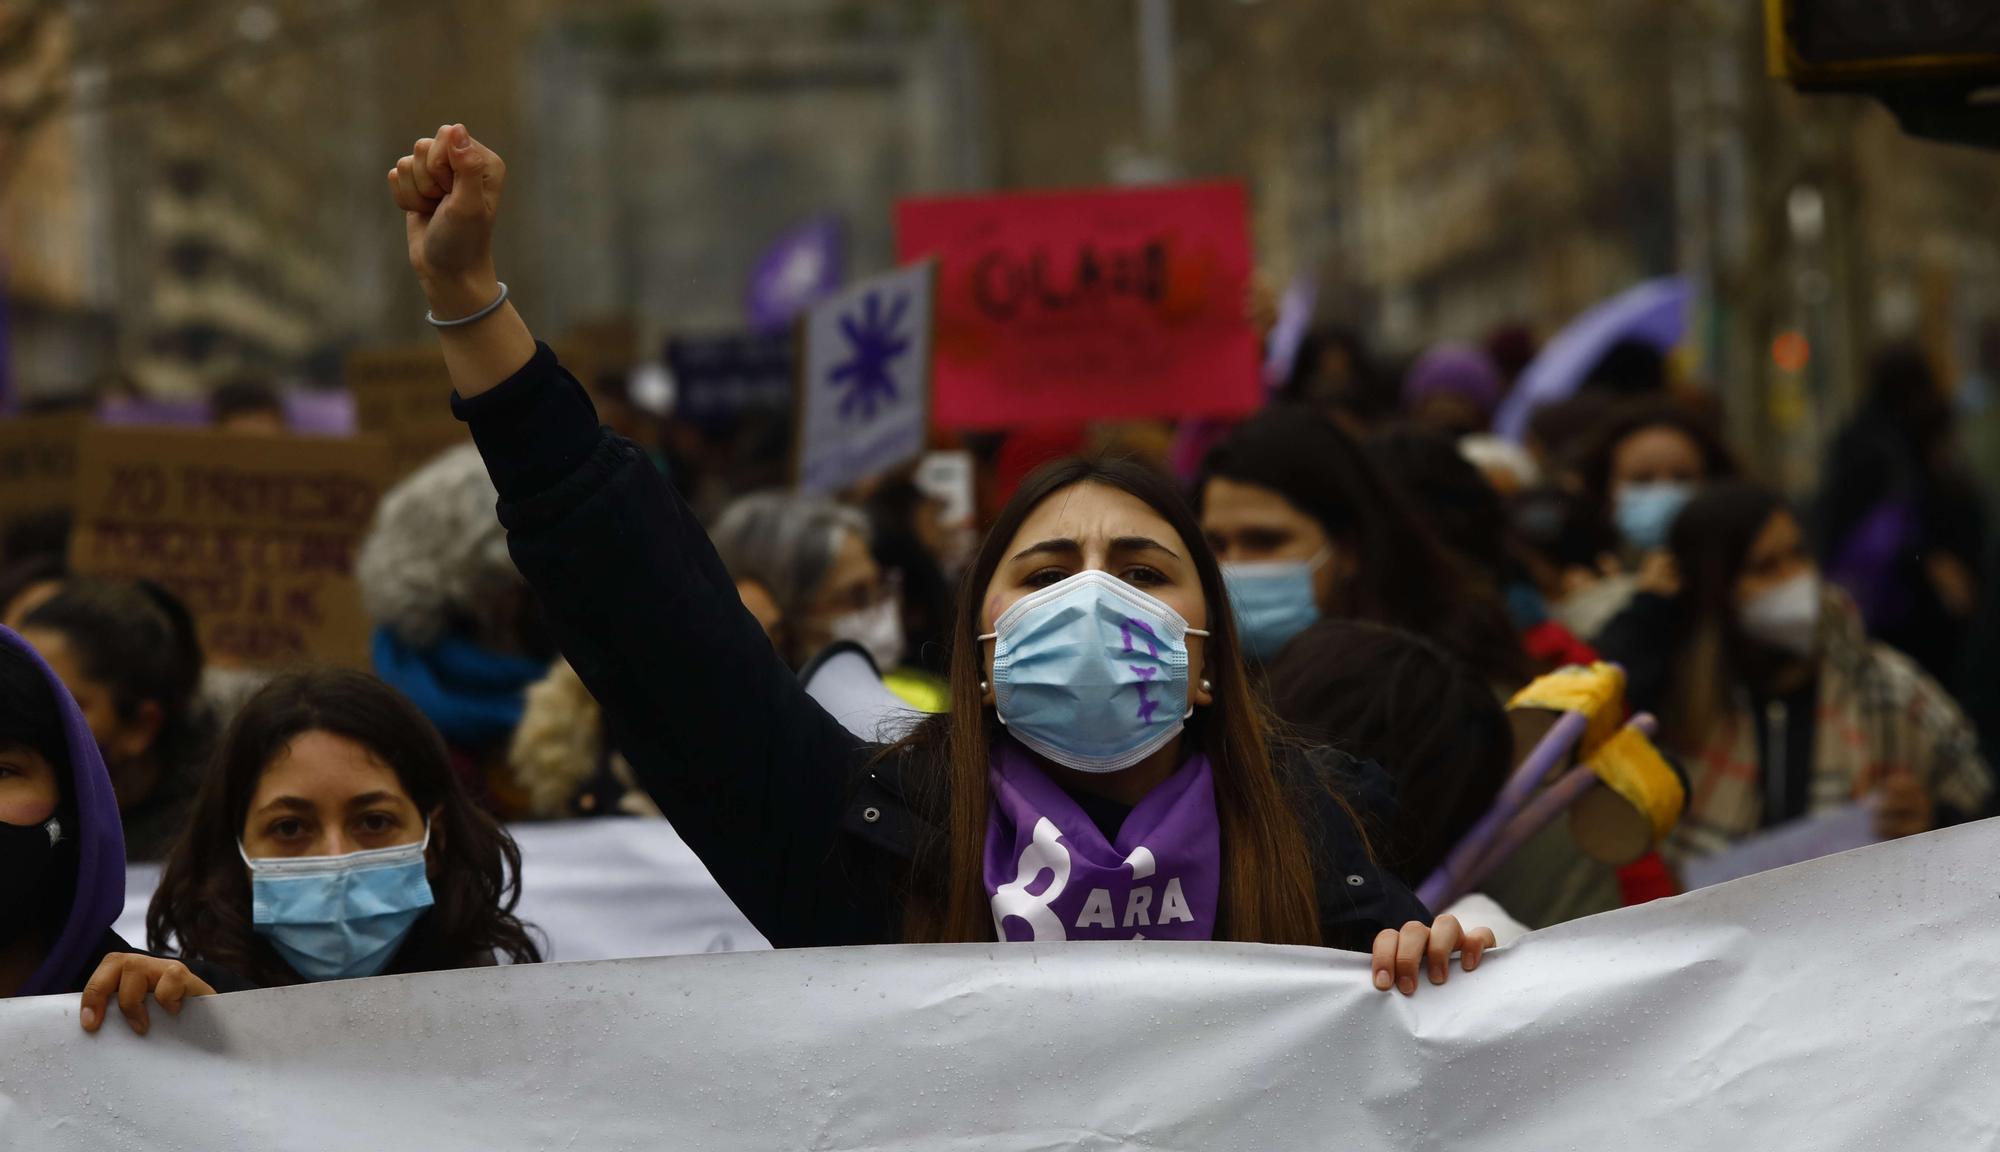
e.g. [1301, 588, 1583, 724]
[1262, 274, 1318, 391]
[746, 217, 843, 333]
[1495, 276, 1690, 442]
[284, 388, 359, 436]
[96, 395, 212, 427]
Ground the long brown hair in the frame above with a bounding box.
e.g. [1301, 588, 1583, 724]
[894, 457, 1326, 946]
[1268, 620, 1511, 887]
[1662, 483, 1790, 752]
[149, 667, 541, 985]
[1200, 407, 1529, 688]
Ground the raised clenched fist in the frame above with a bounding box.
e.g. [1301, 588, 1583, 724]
[387, 123, 507, 320]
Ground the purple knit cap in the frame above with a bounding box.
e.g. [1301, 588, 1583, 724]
[3, 626, 128, 996]
[1404, 343, 1504, 417]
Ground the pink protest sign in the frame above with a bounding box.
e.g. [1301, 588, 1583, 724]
[896, 183, 1259, 428]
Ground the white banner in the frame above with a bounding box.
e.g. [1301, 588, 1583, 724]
[9, 820, 1998, 1150]
[116, 819, 769, 961]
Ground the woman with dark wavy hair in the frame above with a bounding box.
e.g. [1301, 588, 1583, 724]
[1197, 407, 1530, 689]
[81, 667, 539, 1022]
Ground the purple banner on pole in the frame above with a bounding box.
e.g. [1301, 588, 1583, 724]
[1262, 275, 1317, 391]
[284, 388, 358, 436]
[746, 217, 843, 333]
[1494, 276, 1690, 443]
[96, 395, 212, 427]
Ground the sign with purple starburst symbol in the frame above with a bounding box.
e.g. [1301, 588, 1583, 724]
[830, 291, 910, 421]
[797, 262, 936, 495]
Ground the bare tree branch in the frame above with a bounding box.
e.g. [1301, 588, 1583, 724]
[0, 0, 64, 71]
[0, 0, 418, 192]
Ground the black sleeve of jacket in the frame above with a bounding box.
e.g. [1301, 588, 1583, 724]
[453, 343, 868, 947]
[186, 956, 260, 994]
[1298, 749, 1433, 952]
[64, 930, 152, 994]
[1591, 591, 1682, 718]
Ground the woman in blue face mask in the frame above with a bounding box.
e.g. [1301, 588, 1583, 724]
[1554, 402, 1737, 642]
[82, 667, 540, 1025]
[1577, 402, 1735, 561]
[1197, 409, 1530, 689]
[378, 123, 1490, 995]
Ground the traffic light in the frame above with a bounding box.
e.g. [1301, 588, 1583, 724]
[1766, 0, 2000, 148]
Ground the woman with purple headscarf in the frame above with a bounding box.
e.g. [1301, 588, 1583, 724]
[0, 627, 212, 1027]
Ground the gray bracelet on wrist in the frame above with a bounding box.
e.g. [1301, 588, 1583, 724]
[426, 282, 509, 328]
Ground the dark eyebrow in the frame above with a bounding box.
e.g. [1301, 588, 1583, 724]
[346, 791, 401, 809]
[1110, 536, 1180, 560]
[1011, 538, 1081, 562]
[253, 796, 317, 816]
[1009, 537, 1182, 562]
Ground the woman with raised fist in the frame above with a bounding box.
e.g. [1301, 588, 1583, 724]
[384, 125, 1490, 994]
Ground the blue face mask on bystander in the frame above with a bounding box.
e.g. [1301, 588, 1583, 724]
[241, 825, 435, 982]
[1222, 550, 1329, 662]
[1615, 483, 1694, 552]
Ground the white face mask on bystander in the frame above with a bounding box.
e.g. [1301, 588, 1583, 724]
[829, 597, 906, 672]
[1738, 573, 1822, 658]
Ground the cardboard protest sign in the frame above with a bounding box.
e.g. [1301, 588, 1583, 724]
[346, 344, 468, 480]
[0, 412, 85, 541]
[795, 262, 935, 495]
[67, 427, 391, 668]
[896, 182, 1259, 428]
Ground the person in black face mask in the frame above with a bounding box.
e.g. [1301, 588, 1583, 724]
[0, 627, 212, 1025]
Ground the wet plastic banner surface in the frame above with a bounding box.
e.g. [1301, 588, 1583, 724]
[4, 820, 1996, 1150]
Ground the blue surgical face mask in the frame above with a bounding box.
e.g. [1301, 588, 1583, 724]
[242, 825, 436, 982]
[980, 570, 1210, 774]
[1615, 482, 1694, 552]
[1222, 550, 1328, 662]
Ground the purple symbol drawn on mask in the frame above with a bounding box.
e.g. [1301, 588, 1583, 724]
[1122, 618, 1163, 724]
[1121, 618, 1160, 658]
[1131, 666, 1160, 724]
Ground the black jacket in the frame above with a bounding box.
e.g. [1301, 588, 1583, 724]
[1818, 414, 1985, 686]
[1592, 590, 1680, 720]
[454, 343, 1429, 952]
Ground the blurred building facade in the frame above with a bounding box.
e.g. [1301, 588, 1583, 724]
[0, 1, 117, 404]
[2, 0, 1998, 479]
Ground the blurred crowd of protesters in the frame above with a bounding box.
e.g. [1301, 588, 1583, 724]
[1, 126, 1992, 1044]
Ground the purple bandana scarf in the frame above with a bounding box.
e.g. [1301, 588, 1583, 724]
[982, 739, 1220, 942]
